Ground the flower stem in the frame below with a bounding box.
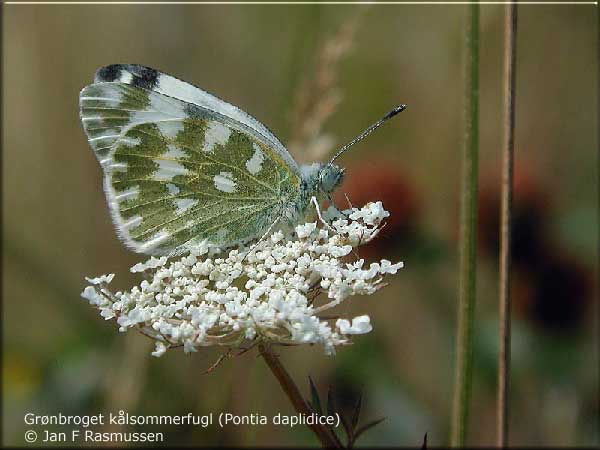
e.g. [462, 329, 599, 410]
[258, 343, 341, 448]
[451, 1, 480, 447]
[498, 3, 518, 447]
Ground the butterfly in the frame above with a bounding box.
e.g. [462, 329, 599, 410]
[80, 64, 405, 255]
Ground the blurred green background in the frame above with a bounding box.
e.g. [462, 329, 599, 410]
[3, 3, 598, 447]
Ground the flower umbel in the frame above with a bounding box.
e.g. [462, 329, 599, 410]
[82, 202, 403, 357]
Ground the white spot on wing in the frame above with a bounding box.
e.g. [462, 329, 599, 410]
[122, 215, 142, 229]
[175, 198, 198, 215]
[149, 93, 183, 118]
[166, 183, 180, 195]
[119, 137, 141, 147]
[139, 230, 171, 252]
[100, 157, 112, 168]
[121, 71, 133, 84]
[109, 162, 128, 172]
[81, 96, 120, 102]
[129, 110, 176, 124]
[164, 144, 186, 159]
[114, 186, 140, 202]
[157, 121, 184, 139]
[157, 75, 199, 101]
[126, 94, 186, 126]
[154, 159, 188, 180]
[213, 172, 236, 193]
[246, 143, 265, 175]
[204, 122, 231, 153]
[85, 84, 124, 103]
[89, 131, 120, 142]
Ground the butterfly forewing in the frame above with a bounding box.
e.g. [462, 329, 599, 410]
[91, 64, 298, 172]
[80, 71, 301, 255]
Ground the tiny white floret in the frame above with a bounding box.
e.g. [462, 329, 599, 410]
[336, 315, 373, 335]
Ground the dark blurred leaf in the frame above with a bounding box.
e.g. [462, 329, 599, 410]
[422, 432, 428, 449]
[351, 390, 363, 431]
[326, 385, 336, 417]
[324, 385, 346, 448]
[353, 417, 386, 443]
[308, 376, 322, 415]
[340, 411, 352, 446]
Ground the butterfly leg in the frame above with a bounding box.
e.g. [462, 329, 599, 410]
[326, 193, 353, 219]
[311, 196, 335, 232]
[342, 193, 355, 217]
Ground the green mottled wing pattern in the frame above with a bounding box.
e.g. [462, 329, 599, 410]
[81, 80, 301, 255]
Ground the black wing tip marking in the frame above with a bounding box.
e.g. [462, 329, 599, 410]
[94, 64, 160, 90]
[95, 64, 123, 82]
[131, 66, 160, 90]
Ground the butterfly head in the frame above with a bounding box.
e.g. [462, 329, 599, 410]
[318, 164, 345, 195]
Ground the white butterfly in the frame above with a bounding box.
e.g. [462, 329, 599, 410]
[80, 64, 405, 255]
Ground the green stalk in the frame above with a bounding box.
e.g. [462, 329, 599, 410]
[258, 344, 341, 448]
[497, 3, 518, 447]
[450, 2, 479, 447]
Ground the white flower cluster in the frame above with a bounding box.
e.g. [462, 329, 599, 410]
[82, 202, 403, 357]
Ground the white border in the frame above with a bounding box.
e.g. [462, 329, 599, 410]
[4, 1, 599, 5]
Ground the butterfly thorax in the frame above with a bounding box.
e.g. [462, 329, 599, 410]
[300, 162, 345, 194]
[281, 163, 345, 224]
[316, 163, 345, 194]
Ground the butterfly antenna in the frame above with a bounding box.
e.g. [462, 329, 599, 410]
[328, 104, 407, 166]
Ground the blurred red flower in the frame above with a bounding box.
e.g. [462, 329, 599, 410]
[478, 165, 552, 267]
[478, 164, 591, 334]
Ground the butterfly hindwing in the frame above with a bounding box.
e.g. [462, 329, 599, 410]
[105, 116, 301, 254]
[80, 75, 302, 255]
